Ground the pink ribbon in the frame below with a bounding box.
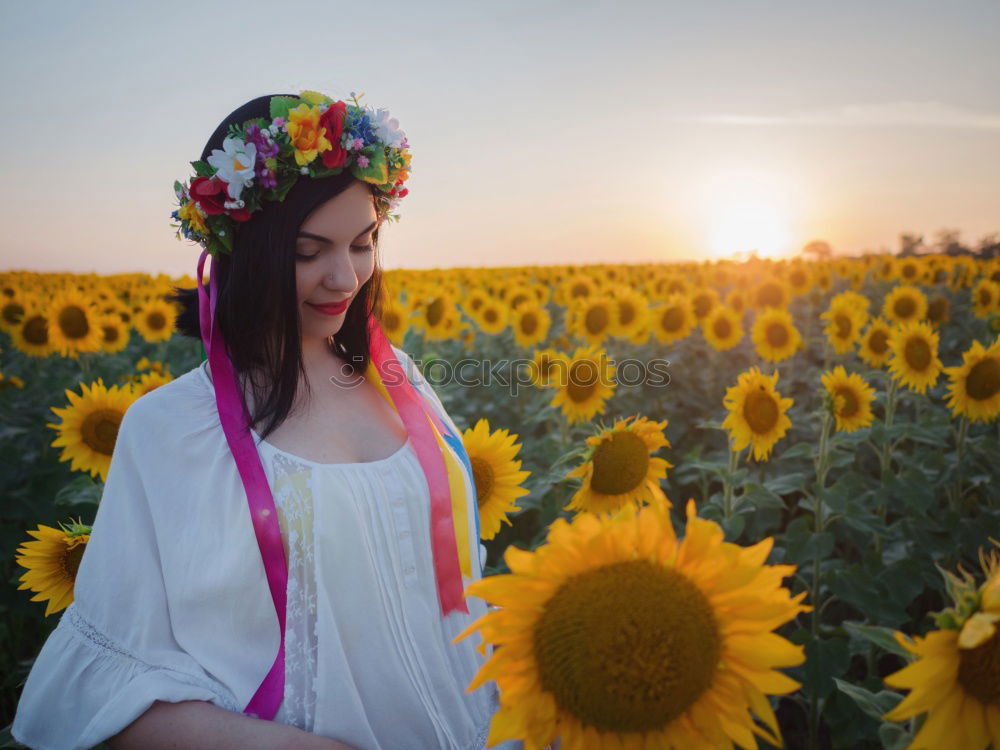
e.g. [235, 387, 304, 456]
[196, 250, 467, 719]
[197, 250, 287, 719]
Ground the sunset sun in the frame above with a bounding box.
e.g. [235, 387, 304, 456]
[700, 168, 798, 259]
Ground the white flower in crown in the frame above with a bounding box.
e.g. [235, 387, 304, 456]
[207, 137, 258, 201]
[372, 108, 406, 149]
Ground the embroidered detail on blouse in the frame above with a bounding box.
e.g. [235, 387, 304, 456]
[63, 603, 241, 712]
[270, 451, 319, 731]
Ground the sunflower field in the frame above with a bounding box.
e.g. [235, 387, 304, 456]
[2, 252, 1000, 749]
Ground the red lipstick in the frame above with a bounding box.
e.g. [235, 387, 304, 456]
[307, 299, 350, 315]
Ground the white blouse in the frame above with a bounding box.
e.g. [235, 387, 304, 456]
[13, 351, 520, 750]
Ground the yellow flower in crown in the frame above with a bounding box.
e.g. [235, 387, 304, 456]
[177, 200, 207, 235]
[286, 103, 332, 166]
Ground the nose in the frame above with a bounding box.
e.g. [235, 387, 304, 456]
[320, 247, 360, 295]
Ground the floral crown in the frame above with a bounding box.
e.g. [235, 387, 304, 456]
[171, 90, 411, 258]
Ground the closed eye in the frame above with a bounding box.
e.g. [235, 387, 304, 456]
[296, 244, 373, 261]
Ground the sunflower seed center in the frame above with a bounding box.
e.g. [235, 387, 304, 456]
[713, 317, 732, 339]
[661, 307, 684, 333]
[81, 409, 124, 456]
[58, 305, 90, 339]
[532, 560, 720, 732]
[958, 630, 1000, 705]
[894, 296, 917, 320]
[521, 312, 538, 335]
[470, 456, 495, 507]
[869, 329, 889, 355]
[766, 322, 789, 348]
[2, 302, 24, 324]
[904, 337, 932, 371]
[426, 298, 445, 327]
[589, 432, 650, 495]
[834, 313, 852, 338]
[834, 386, 859, 418]
[744, 389, 780, 434]
[966, 357, 1000, 401]
[23, 315, 48, 345]
[146, 311, 167, 331]
[566, 360, 600, 404]
[585, 306, 609, 335]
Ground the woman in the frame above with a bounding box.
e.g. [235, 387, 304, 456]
[12, 92, 518, 750]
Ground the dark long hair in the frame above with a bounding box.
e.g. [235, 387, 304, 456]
[169, 95, 385, 441]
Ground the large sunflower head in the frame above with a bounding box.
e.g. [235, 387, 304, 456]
[461, 418, 531, 541]
[472, 297, 510, 335]
[48, 379, 139, 481]
[455, 498, 810, 749]
[883, 547, 1000, 748]
[750, 276, 790, 310]
[97, 313, 130, 354]
[821, 366, 876, 432]
[882, 284, 929, 326]
[944, 336, 1000, 423]
[722, 367, 794, 461]
[565, 415, 672, 515]
[652, 294, 696, 344]
[548, 346, 616, 425]
[607, 286, 650, 339]
[888, 320, 943, 394]
[702, 305, 744, 352]
[751, 307, 802, 363]
[15, 519, 91, 616]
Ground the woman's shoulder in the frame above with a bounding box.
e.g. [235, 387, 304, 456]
[123, 360, 218, 436]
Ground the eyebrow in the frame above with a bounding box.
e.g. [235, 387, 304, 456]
[297, 221, 377, 245]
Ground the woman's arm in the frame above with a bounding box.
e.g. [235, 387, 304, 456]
[107, 699, 355, 750]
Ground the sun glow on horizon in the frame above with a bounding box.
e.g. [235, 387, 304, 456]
[699, 168, 799, 259]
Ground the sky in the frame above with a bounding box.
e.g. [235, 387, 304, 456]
[1, 0, 997, 277]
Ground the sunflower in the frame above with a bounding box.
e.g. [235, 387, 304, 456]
[15, 519, 91, 616]
[821, 366, 875, 432]
[751, 307, 802, 363]
[549, 346, 616, 424]
[725, 288, 747, 314]
[607, 286, 650, 340]
[461, 419, 531, 541]
[858, 317, 894, 368]
[690, 286, 719, 320]
[48, 379, 139, 481]
[473, 297, 510, 335]
[10, 306, 52, 358]
[565, 416, 671, 515]
[888, 321, 943, 394]
[882, 284, 929, 326]
[461, 287, 491, 317]
[0, 293, 31, 334]
[944, 336, 1000, 423]
[652, 294, 696, 344]
[926, 294, 950, 329]
[785, 263, 813, 297]
[454, 498, 810, 750]
[511, 301, 551, 349]
[883, 549, 1000, 749]
[568, 296, 615, 346]
[132, 370, 175, 397]
[415, 292, 460, 341]
[97, 313, 129, 354]
[723, 367, 794, 461]
[971, 279, 1000, 319]
[821, 295, 868, 355]
[558, 275, 597, 306]
[702, 305, 743, 351]
[133, 297, 177, 342]
[378, 296, 412, 346]
[750, 277, 790, 310]
[47, 288, 104, 358]
[527, 348, 570, 389]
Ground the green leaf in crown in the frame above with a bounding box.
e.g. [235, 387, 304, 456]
[352, 148, 389, 186]
[269, 95, 299, 122]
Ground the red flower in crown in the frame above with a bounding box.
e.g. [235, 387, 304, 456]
[319, 100, 349, 169]
[189, 177, 227, 215]
[188, 176, 251, 222]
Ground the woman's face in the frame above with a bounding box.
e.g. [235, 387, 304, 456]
[295, 180, 379, 344]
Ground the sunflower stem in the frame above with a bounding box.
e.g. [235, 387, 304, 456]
[879, 376, 898, 477]
[807, 409, 833, 750]
[722, 439, 740, 521]
[950, 417, 969, 513]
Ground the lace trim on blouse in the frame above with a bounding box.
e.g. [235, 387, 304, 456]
[62, 602, 242, 712]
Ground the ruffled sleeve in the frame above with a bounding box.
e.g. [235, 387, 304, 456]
[12, 395, 240, 750]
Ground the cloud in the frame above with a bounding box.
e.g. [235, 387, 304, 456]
[668, 101, 1000, 130]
